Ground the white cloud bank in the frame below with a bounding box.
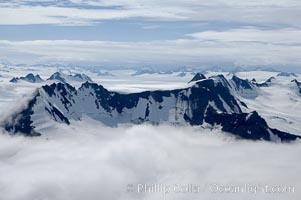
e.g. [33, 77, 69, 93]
[1, 0, 301, 26]
[188, 28, 301, 44]
[1, 27, 301, 70]
[0, 120, 300, 200]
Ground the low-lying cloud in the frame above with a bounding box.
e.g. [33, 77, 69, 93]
[0, 119, 300, 200]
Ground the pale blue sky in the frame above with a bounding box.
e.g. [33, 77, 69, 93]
[1, 20, 262, 41]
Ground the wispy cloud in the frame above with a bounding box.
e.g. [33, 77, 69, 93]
[142, 25, 161, 30]
[1, 0, 301, 26]
[0, 3, 189, 26]
[187, 28, 301, 44]
[1, 31, 301, 70]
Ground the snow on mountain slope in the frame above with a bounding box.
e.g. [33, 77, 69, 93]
[252, 77, 275, 88]
[188, 73, 206, 83]
[8, 77, 238, 130]
[0, 66, 301, 200]
[224, 72, 301, 136]
[238, 76, 301, 136]
[3, 75, 300, 142]
[0, 65, 300, 140]
[10, 73, 44, 83]
[235, 71, 279, 82]
[47, 72, 93, 84]
[292, 79, 301, 94]
[229, 75, 259, 99]
[0, 82, 45, 119]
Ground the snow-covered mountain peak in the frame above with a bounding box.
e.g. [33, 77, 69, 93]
[231, 75, 253, 90]
[277, 72, 298, 77]
[291, 79, 301, 94]
[73, 73, 93, 82]
[47, 72, 93, 84]
[230, 75, 258, 99]
[10, 73, 44, 83]
[188, 73, 206, 83]
[3, 77, 300, 142]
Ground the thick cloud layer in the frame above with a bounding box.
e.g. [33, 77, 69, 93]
[0, 119, 300, 200]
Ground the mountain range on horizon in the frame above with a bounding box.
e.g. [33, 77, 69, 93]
[9, 71, 93, 84]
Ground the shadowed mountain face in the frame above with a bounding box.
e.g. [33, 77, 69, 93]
[231, 75, 253, 90]
[10, 73, 44, 83]
[3, 75, 300, 142]
[47, 72, 93, 83]
[252, 77, 275, 87]
[292, 79, 301, 94]
[188, 73, 206, 83]
[277, 72, 298, 77]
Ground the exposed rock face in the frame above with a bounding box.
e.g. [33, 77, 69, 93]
[10, 73, 44, 83]
[47, 72, 93, 83]
[277, 72, 297, 77]
[292, 79, 301, 94]
[188, 73, 206, 83]
[251, 77, 275, 87]
[230, 75, 258, 99]
[3, 75, 300, 142]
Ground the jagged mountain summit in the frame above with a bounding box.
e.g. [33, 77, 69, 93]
[188, 73, 206, 83]
[292, 79, 301, 94]
[97, 71, 114, 77]
[177, 72, 186, 77]
[230, 75, 258, 99]
[9, 73, 44, 83]
[131, 67, 157, 76]
[73, 73, 93, 82]
[47, 72, 93, 83]
[131, 67, 176, 76]
[3, 75, 300, 142]
[252, 77, 275, 87]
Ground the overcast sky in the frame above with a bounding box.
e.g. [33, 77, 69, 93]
[0, 0, 301, 70]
